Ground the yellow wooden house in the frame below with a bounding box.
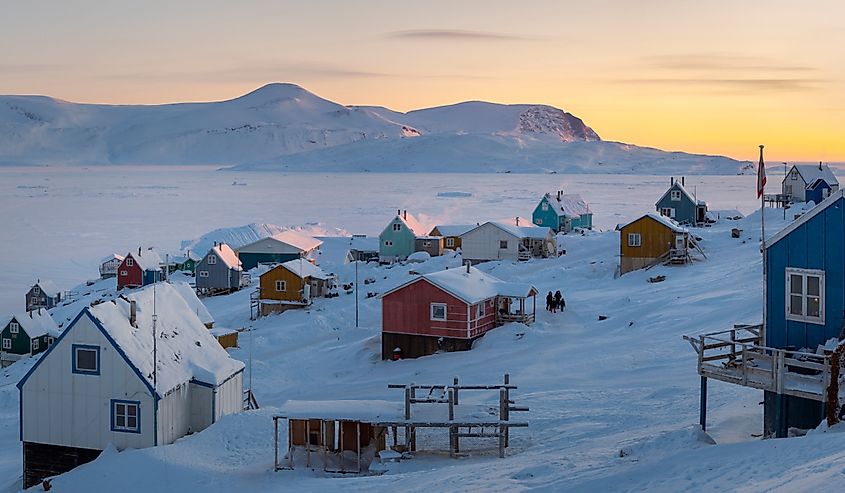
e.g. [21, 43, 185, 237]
[258, 260, 334, 316]
[619, 213, 689, 275]
[429, 225, 476, 251]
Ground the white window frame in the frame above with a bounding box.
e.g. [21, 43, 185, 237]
[660, 207, 675, 218]
[112, 401, 140, 433]
[423, 241, 431, 247]
[542, 202, 549, 211]
[670, 190, 682, 201]
[9, 322, 18, 334]
[2, 338, 10, 350]
[393, 223, 401, 231]
[47, 336, 54, 346]
[430, 303, 447, 321]
[384, 240, 393, 247]
[785, 267, 825, 325]
[477, 302, 485, 319]
[784, 184, 793, 195]
[628, 233, 641, 247]
[275, 280, 287, 292]
[445, 238, 455, 248]
[32, 286, 40, 295]
[126, 258, 134, 267]
[208, 255, 217, 265]
[120, 270, 128, 276]
[32, 339, 39, 351]
[198, 271, 209, 278]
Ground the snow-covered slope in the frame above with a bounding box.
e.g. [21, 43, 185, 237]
[0, 83, 748, 174]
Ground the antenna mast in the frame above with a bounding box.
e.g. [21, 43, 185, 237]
[152, 282, 158, 392]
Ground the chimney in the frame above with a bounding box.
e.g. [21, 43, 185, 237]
[397, 209, 401, 216]
[820, 161, 823, 171]
[403, 210, 407, 220]
[466, 260, 471, 273]
[671, 177, 674, 186]
[557, 190, 561, 200]
[138, 246, 142, 256]
[682, 177, 685, 186]
[515, 217, 520, 226]
[29, 311, 33, 319]
[129, 300, 137, 326]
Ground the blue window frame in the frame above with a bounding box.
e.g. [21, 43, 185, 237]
[110, 399, 141, 433]
[71, 344, 100, 375]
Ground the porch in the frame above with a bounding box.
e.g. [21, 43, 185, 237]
[495, 294, 536, 325]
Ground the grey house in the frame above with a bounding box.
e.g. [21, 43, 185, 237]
[196, 243, 244, 295]
[655, 177, 707, 226]
[25, 280, 61, 312]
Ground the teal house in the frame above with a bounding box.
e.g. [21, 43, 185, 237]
[379, 210, 427, 263]
[532, 191, 593, 233]
[1, 310, 59, 365]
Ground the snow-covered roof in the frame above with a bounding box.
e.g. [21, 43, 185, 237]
[790, 164, 838, 187]
[8, 310, 60, 338]
[431, 224, 476, 237]
[209, 243, 241, 270]
[544, 193, 591, 217]
[171, 251, 202, 264]
[100, 253, 125, 265]
[481, 222, 552, 240]
[382, 266, 537, 304]
[126, 249, 163, 271]
[274, 259, 331, 280]
[33, 280, 60, 297]
[86, 283, 243, 394]
[347, 235, 379, 251]
[623, 213, 688, 233]
[766, 188, 845, 249]
[239, 230, 323, 254]
[170, 281, 215, 327]
[655, 181, 698, 206]
[397, 213, 428, 237]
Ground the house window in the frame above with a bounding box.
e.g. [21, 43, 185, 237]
[670, 190, 682, 201]
[784, 185, 792, 195]
[32, 339, 39, 351]
[198, 271, 209, 278]
[542, 203, 549, 211]
[446, 238, 455, 247]
[384, 240, 393, 247]
[499, 240, 508, 249]
[628, 233, 642, 247]
[111, 400, 140, 433]
[823, 188, 831, 198]
[423, 241, 431, 247]
[9, 322, 18, 334]
[786, 268, 825, 324]
[47, 337, 54, 346]
[477, 302, 485, 319]
[430, 303, 447, 321]
[120, 270, 128, 276]
[126, 258, 134, 267]
[393, 223, 401, 231]
[72, 344, 100, 375]
[208, 255, 217, 265]
[32, 287, 40, 295]
[2, 339, 9, 350]
[660, 208, 675, 218]
[275, 280, 287, 292]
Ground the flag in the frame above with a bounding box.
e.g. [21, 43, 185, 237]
[757, 145, 767, 198]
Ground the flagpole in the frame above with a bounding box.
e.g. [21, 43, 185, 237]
[759, 144, 767, 345]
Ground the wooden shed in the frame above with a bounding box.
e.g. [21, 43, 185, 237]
[380, 265, 537, 360]
[429, 225, 476, 250]
[619, 213, 689, 275]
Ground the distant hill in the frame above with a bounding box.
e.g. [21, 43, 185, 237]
[0, 82, 749, 174]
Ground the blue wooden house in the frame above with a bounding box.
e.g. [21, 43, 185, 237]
[531, 191, 593, 233]
[782, 163, 839, 204]
[378, 210, 427, 263]
[655, 177, 707, 226]
[805, 178, 833, 205]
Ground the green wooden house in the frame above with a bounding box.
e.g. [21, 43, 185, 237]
[379, 210, 427, 263]
[532, 191, 593, 233]
[172, 251, 201, 274]
[0, 310, 60, 366]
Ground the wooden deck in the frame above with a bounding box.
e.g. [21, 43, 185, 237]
[684, 325, 845, 403]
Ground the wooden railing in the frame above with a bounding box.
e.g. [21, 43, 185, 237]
[684, 324, 843, 403]
[244, 389, 259, 410]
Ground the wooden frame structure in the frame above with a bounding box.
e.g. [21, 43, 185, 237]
[684, 324, 845, 436]
[272, 374, 528, 474]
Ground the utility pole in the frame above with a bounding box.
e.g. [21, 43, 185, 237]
[355, 259, 359, 328]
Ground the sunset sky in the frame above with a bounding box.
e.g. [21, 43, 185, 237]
[2, 0, 843, 162]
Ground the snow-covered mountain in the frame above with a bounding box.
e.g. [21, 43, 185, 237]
[0, 82, 748, 174]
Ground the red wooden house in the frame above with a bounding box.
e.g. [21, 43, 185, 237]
[380, 265, 537, 360]
[117, 248, 164, 290]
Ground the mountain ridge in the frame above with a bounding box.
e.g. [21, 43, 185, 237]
[0, 82, 748, 174]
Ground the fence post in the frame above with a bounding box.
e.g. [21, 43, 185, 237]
[699, 376, 707, 432]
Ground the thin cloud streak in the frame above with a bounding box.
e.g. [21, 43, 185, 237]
[386, 29, 534, 41]
[642, 53, 817, 72]
[617, 77, 823, 93]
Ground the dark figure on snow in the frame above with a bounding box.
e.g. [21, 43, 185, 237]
[554, 290, 564, 312]
[546, 291, 554, 312]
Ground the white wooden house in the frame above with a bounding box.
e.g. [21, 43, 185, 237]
[99, 254, 125, 279]
[17, 282, 244, 488]
[460, 222, 556, 263]
[782, 163, 839, 203]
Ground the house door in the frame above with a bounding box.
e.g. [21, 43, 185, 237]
[675, 235, 685, 250]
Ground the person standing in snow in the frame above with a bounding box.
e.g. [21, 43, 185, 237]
[546, 291, 554, 312]
[554, 290, 563, 312]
